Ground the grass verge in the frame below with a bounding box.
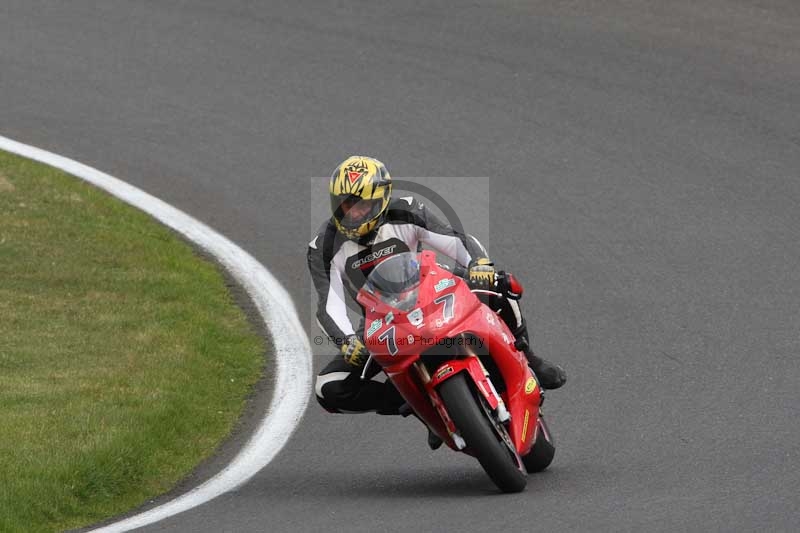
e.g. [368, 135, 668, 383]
[0, 150, 265, 532]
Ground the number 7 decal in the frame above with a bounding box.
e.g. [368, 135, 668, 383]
[378, 294, 455, 356]
[434, 293, 455, 320]
[378, 326, 398, 356]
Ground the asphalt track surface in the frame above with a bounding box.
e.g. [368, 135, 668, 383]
[3, 1, 799, 531]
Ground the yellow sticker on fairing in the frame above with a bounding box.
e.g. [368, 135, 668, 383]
[525, 377, 537, 394]
[521, 410, 531, 442]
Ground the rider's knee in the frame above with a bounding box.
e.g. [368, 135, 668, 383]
[315, 371, 356, 412]
[315, 391, 341, 413]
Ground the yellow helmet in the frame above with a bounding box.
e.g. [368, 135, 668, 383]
[329, 156, 392, 240]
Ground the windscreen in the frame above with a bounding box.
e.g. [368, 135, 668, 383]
[364, 252, 421, 311]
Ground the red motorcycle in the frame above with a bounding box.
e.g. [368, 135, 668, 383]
[356, 251, 555, 493]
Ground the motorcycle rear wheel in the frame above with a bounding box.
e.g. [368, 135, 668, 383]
[438, 373, 527, 493]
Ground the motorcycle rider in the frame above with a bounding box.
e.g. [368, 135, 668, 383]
[308, 156, 566, 430]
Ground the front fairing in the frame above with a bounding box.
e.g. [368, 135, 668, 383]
[358, 252, 481, 363]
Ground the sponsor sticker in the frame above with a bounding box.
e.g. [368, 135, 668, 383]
[366, 318, 382, 338]
[525, 377, 537, 394]
[385, 312, 394, 325]
[408, 308, 424, 327]
[435, 365, 454, 379]
[521, 410, 531, 441]
[434, 278, 456, 292]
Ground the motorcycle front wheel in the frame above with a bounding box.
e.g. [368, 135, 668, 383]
[438, 372, 527, 493]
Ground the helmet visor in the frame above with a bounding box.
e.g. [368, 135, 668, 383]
[333, 195, 385, 229]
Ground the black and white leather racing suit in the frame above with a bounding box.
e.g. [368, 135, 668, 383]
[308, 196, 526, 414]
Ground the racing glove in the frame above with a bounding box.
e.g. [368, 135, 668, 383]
[467, 257, 497, 290]
[341, 334, 369, 366]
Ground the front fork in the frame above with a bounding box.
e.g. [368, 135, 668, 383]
[422, 357, 510, 450]
[412, 362, 467, 449]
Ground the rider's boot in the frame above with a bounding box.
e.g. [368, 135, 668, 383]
[513, 321, 567, 390]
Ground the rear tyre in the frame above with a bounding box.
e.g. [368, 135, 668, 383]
[438, 373, 527, 493]
[522, 417, 555, 473]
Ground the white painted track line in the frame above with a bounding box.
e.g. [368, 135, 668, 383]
[0, 135, 312, 532]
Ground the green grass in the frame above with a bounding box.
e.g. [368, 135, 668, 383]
[0, 151, 265, 532]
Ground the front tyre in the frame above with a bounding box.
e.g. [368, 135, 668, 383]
[438, 373, 527, 493]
